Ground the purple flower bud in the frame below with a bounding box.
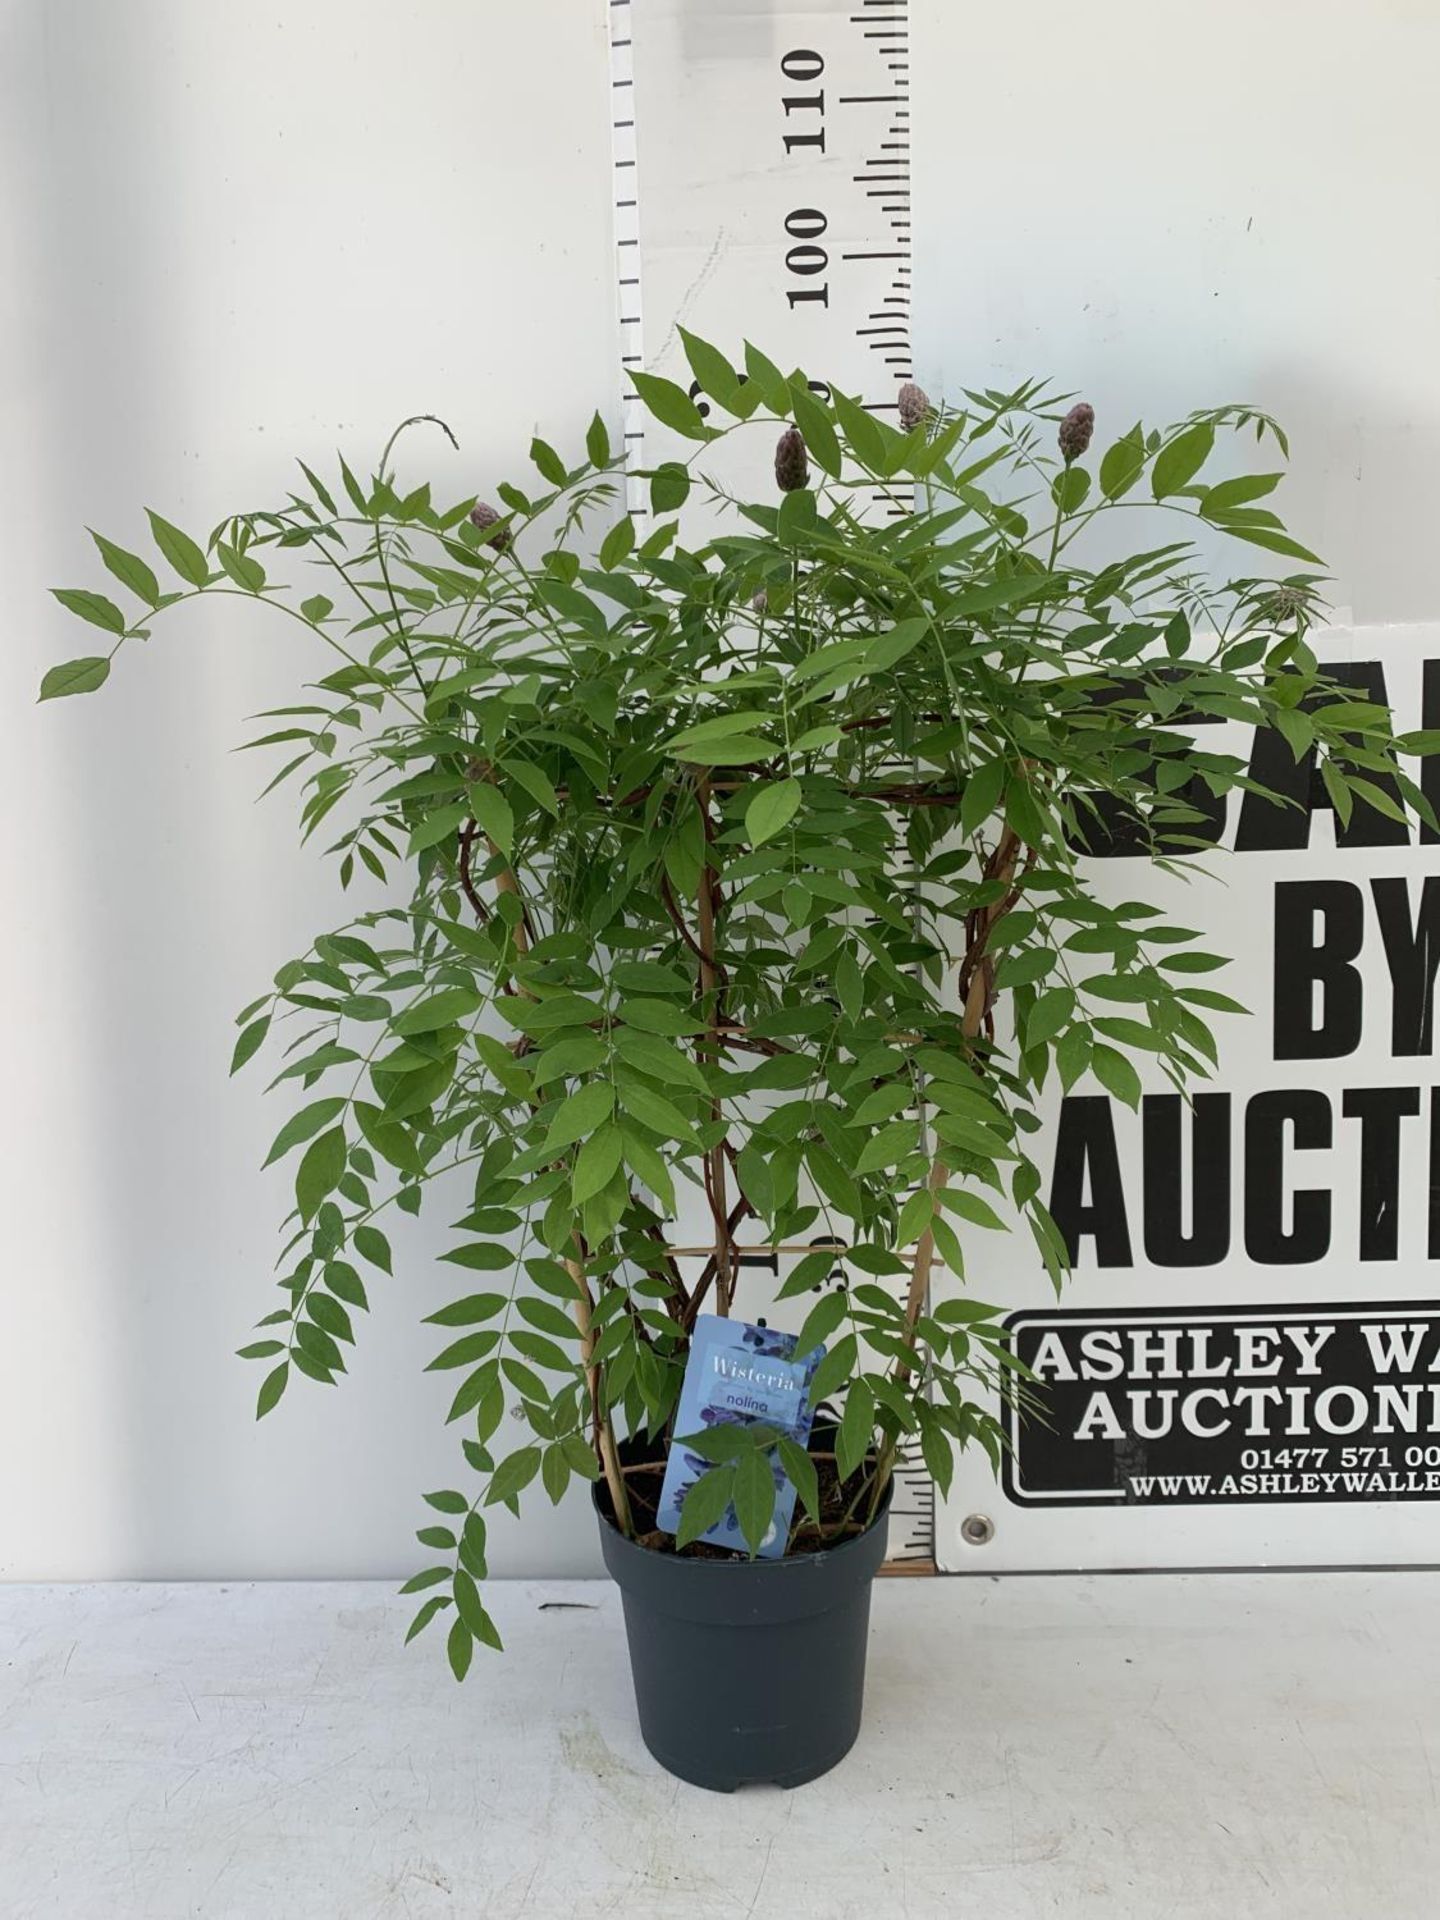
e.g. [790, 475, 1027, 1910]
[774, 426, 809, 494]
[750, 589, 768, 614]
[1058, 402, 1095, 465]
[469, 500, 511, 552]
[897, 382, 931, 432]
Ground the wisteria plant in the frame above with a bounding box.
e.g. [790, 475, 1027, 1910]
[41, 331, 1433, 1675]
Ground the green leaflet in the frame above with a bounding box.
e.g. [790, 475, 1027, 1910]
[732, 1450, 777, 1558]
[1151, 423, 1213, 499]
[146, 509, 210, 585]
[40, 656, 110, 699]
[263, 1097, 346, 1168]
[467, 783, 514, 857]
[543, 1080, 614, 1153]
[628, 370, 713, 442]
[745, 778, 801, 846]
[51, 588, 126, 634]
[675, 1465, 735, 1549]
[572, 1127, 623, 1205]
[295, 1127, 346, 1221]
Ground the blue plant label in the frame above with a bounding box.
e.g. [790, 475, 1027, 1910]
[656, 1313, 824, 1557]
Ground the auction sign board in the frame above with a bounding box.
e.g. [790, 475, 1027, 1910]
[941, 627, 1440, 1570]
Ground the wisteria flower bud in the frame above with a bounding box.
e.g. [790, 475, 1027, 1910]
[469, 500, 511, 551]
[774, 426, 809, 493]
[897, 382, 931, 432]
[750, 589, 768, 614]
[1058, 402, 1095, 465]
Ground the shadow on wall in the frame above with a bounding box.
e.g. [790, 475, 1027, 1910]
[3, 0, 182, 1578]
[7, 0, 622, 1583]
[9, 4, 450, 1579]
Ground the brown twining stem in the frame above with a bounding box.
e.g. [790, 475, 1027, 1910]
[868, 815, 1034, 1521]
[659, 868, 712, 970]
[679, 1195, 755, 1332]
[719, 1019, 911, 1060]
[893, 1158, 953, 1391]
[714, 1032, 784, 1057]
[666, 1240, 903, 1260]
[491, 851, 539, 955]
[957, 824, 1025, 1039]
[455, 820, 493, 927]
[865, 1157, 947, 1526]
[700, 1149, 731, 1313]
[855, 785, 965, 808]
[566, 1250, 631, 1534]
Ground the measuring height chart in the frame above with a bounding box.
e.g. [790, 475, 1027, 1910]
[611, 0, 913, 515]
[608, 0, 934, 1564]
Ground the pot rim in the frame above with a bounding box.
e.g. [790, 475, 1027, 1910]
[592, 1468, 894, 1573]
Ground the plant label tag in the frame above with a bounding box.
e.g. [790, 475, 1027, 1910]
[657, 1314, 824, 1558]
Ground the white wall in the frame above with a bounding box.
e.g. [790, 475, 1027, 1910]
[4, 0, 1438, 1581]
[913, 0, 1440, 627]
[0, 0, 617, 1578]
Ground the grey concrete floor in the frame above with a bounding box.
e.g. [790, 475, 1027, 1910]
[1, 1573, 1435, 1917]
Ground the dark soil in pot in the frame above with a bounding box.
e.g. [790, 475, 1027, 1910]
[594, 1430, 892, 1791]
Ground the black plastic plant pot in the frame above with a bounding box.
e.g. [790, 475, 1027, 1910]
[595, 1481, 892, 1792]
